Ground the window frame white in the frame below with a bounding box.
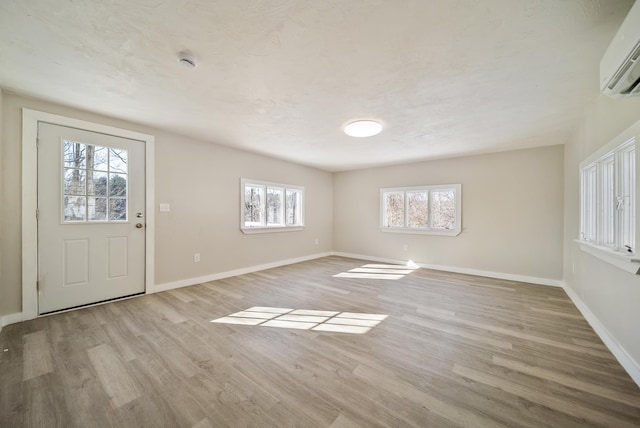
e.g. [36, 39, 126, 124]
[240, 178, 304, 234]
[578, 119, 640, 274]
[380, 184, 462, 236]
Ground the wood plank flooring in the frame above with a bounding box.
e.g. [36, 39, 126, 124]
[1, 256, 639, 427]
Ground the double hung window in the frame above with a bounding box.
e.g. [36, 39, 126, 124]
[580, 138, 635, 254]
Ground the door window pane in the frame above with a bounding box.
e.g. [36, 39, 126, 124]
[63, 141, 86, 168]
[88, 197, 108, 221]
[64, 196, 87, 222]
[109, 199, 127, 221]
[109, 173, 127, 197]
[109, 148, 128, 173]
[88, 171, 108, 196]
[63, 168, 86, 195]
[89, 146, 108, 171]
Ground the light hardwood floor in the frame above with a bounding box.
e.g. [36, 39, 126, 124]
[1, 256, 639, 427]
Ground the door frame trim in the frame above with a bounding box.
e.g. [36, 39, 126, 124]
[21, 108, 155, 320]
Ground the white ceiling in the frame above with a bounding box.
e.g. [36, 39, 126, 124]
[0, 0, 634, 171]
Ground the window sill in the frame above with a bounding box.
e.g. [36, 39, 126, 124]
[241, 226, 304, 235]
[380, 227, 461, 237]
[575, 239, 640, 274]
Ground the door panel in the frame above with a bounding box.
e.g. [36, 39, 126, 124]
[63, 239, 89, 286]
[107, 236, 128, 279]
[38, 123, 145, 314]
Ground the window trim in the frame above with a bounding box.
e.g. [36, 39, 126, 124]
[579, 118, 640, 274]
[240, 178, 305, 234]
[379, 184, 462, 236]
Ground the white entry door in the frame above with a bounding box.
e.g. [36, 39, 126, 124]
[37, 122, 146, 314]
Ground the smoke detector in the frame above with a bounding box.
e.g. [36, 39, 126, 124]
[177, 52, 197, 69]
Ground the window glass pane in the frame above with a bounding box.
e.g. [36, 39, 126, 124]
[582, 165, 597, 241]
[600, 158, 615, 246]
[63, 141, 86, 168]
[109, 198, 127, 221]
[620, 146, 635, 251]
[88, 171, 107, 196]
[267, 187, 284, 226]
[109, 173, 127, 197]
[88, 197, 108, 221]
[88, 145, 108, 171]
[62, 143, 130, 224]
[109, 148, 128, 173]
[63, 168, 86, 195]
[64, 196, 87, 221]
[431, 189, 456, 229]
[384, 192, 405, 227]
[407, 191, 428, 228]
[244, 185, 264, 227]
[286, 189, 301, 226]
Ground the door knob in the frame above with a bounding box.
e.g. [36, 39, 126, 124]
[136, 223, 144, 228]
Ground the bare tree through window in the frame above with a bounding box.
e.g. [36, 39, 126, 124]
[62, 141, 128, 222]
[431, 190, 455, 229]
[381, 185, 460, 234]
[407, 191, 428, 228]
[242, 180, 304, 229]
[384, 192, 404, 227]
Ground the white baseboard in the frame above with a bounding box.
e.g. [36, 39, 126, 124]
[331, 252, 563, 287]
[153, 252, 333, 293]
[561, 283, 640, 387]
[0, 312, 24, 333]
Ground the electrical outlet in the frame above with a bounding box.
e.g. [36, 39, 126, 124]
[193, 253, 200, 263]
[315, 238, 319, 245]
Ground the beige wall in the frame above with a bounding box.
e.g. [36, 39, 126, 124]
[564, 94, 640, 367]
[333, 146, 565, 280]
[0, 92, 333, 316]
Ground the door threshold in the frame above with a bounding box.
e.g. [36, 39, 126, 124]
[39, 292, 145, 317]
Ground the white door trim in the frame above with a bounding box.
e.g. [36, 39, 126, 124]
[21, 108, 155, 320]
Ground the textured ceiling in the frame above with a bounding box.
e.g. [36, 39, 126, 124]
[0, 0, 634, 171]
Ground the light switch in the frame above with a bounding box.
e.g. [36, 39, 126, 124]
[159, 203, 170, 212]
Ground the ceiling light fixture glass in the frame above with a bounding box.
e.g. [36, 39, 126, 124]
[344, 120, 383, 137]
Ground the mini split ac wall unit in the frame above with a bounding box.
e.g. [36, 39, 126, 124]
[601, 1, 640, 97]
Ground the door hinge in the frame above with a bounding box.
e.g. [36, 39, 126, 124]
[36, 280, 40, 291]
[36, 136, 40, 148]
[36, 209, 39, 220]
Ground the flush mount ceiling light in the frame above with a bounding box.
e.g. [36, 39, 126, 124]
[344, 120, 383, 137]
[177, 52, 197, 69]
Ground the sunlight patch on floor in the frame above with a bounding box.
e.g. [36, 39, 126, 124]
[333, 263, 418, 280]
[211, 306, 388, 334]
